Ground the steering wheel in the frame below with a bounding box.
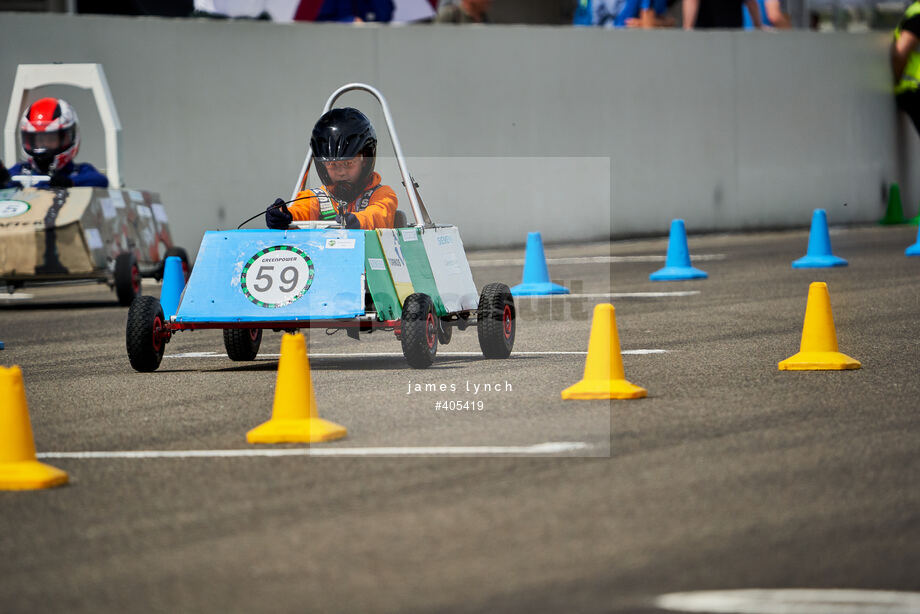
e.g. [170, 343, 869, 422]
[11, 174, 51, 188]
[288, 220, 342, 230]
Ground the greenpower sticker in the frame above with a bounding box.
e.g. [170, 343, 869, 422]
[0, 200, 30, 218]
[240, 245, 314, 308]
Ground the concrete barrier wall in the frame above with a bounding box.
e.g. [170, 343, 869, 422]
[0, 14, 913, 254]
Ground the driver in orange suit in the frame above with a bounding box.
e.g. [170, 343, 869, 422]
[267, 108, 397, 230]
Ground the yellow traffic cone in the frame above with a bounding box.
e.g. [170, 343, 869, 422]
[247, 333, 347, 443]
[562, 304, 647, 400]
[778, 282, 861, 371]
[0, 366, 68, 490]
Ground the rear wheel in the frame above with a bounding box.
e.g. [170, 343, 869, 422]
[437, 318, 452, 345]
[477, 283, 515, 359]
[115, 252, 141, 306]
[401, 293, 437, 368]
[126, 296, 167, 372]
[223, 328, 263, 361]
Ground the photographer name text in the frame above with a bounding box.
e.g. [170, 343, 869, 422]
[407, 380, 513, 395]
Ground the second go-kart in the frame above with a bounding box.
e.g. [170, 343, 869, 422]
[126, 83, 515, 371]
[1, 63, 188, 305]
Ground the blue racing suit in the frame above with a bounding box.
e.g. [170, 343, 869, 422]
[1, 161, 109, 189]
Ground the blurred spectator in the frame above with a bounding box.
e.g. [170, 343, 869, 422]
[192, 0, 292, 19]
[191, 0, 394, 21]
[683, 0, 762, 28]
[434, 0, 491, 22]
[892, 1, 920, 136]
[313, 0, 394, 22]
[78, 0, 192, 16]
[573, 0, 674, 28]
[742, 0, 791, 28]
[391, 0, 437, 21]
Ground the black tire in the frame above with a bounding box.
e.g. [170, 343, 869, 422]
[164, 246, 191, 282]
[477, 283, 515, 359]
[400, 293, 437, 368]
[437, 318, 452, 345]
[115, 252, 141, 306]
[126, 296, 166, 372]
[223, 328, 263, 361]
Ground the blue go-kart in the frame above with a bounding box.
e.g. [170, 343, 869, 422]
[125, 84, 515, 371]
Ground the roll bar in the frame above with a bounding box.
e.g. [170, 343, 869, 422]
[291, 83, 432, 227]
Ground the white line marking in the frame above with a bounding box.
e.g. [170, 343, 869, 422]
[655, 589, 920, 614]
[38, 442, 591, 459]
[468, 254, 725, 266]
[0, 293, 34, 300]
[515, 291, 700, 299]
[166, 349, 669, 359]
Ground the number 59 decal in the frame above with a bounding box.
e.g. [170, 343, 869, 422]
[241, 245, 315, 308]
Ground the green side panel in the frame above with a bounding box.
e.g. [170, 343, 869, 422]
[396, 227, 447, 316]
[364, 230, 402, 320]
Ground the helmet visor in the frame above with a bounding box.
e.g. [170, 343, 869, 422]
[317, 154, 366, 182]
[22, 127, 74, 156]
[317, 155, 362, 171]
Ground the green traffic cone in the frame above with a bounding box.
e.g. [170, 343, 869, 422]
[879, 183, 907, 225]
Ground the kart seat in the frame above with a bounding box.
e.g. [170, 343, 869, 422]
[392, 210, 409, 228]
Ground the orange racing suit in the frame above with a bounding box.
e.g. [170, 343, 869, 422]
[289, 172, 397, 230]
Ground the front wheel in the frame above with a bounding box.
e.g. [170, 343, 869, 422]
[126, 296, 167, 372]
[401, 293, 437, 368]
[437, 318, 453, 345]
[223, 328, 262, 361]
[477, 283, 515, 359]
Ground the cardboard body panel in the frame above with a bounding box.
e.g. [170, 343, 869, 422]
[175, 229, 365, 323]
[421, 226, 479, 313]
[364, 230, 402, 321]
[396, 226, 447, 316]
[0, 186, 174, 279]
[376, 229, 415, 305]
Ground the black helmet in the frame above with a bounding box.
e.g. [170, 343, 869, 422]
[311, 107, 377, 203]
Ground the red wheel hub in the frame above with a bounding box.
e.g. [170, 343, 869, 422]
[131, 264, 140, 294]
[503, 305, 513, 339]
[152, 316, 164, 352]
[426, 312, 436, 349]
[249, 328, 259, 341]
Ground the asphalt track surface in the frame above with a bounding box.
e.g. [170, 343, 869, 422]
[1, 225, 919, 613]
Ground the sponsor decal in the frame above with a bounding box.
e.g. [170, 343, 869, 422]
[0, 200, 30, 218]
[326, 238, 356, 249]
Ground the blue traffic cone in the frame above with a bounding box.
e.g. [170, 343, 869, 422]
[511, 232, 570, 296]
[649, 219, 708, 281]
[792, 209, 847, 268]
[159, 256, 186, 317]
[906, 225, 920, 256]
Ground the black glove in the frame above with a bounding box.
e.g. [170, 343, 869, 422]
[343, 213, 362, 230]
[266, 198, 293, 229]
[48, 172, 73, 188]
[0, 161, 9, 186]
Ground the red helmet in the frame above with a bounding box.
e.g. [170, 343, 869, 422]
[19, 97, 80, 174]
